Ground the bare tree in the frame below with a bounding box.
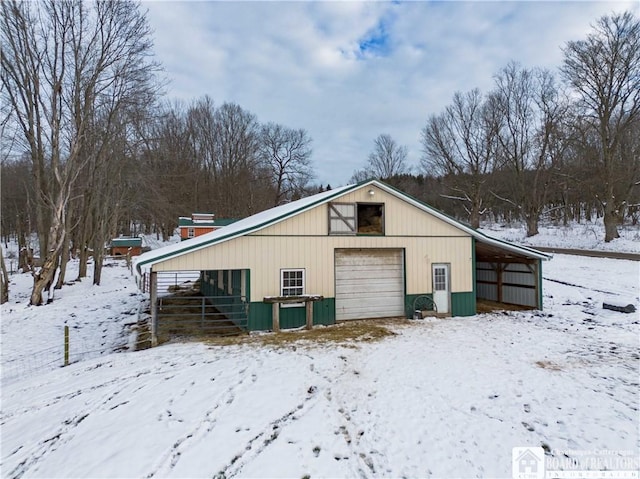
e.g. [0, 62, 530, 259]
[421, 89, 498, 228]
[366, 134, 409, 179]
[490, 63, 569, 236]
[259, 122, 313, 206]
[1, 0, 160, 304]
[349, 169, 372, 184]
[561, 11, 640, 242]
[134, 102, 196, 242]
[211, 103, 262, 216]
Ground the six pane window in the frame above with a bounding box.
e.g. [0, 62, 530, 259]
[434, 267, 447, 291]
[281, 269, 305, 297]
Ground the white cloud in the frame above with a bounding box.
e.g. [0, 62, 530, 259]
[143, 0, 639, 186]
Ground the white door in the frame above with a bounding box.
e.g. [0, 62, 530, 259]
[432, 264, 450, 314]
[335, 249, 404, 320]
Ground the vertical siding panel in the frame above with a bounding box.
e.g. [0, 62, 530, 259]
[152, 189, 477, 301]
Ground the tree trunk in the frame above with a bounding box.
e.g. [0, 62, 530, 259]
[93, 251, 103, 286]
[525, 211, 539, 237]
[603, 201, 621, 242]
[469, 207, 480, 229]
[30, 254, 58, 305]
[78, 246, 88, 279]
[55, 232, 71, 289]
[0, 247, 9, 304]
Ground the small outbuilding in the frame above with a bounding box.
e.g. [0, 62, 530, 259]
[110, 237, 142, 256]
[136, 180, 551, 343]
[178, 213, 237, 240]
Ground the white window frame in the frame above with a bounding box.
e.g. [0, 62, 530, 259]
[280, 268, 305, 308]
[187, 227, 195, 238]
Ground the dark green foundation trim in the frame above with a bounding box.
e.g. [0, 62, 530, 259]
[405, 293, 434, 318]
[405, 292, 475, 318]
[248, 298, 336, 331]
[248, 302, 272, 331]
[451, 292, 476, 316]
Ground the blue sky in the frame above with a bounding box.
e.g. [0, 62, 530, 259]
[143, 1, 638, 187]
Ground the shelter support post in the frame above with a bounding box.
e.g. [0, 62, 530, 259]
[272, 303, 280, 332]
[150, 271, 158, 347]
[306, 301, 314, 330]
[263, 295, 324, 332]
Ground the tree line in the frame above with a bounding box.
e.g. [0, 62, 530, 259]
[351, 12, 639, 241]
[0, 2, 638, 306]
[0, 0, 314, 305]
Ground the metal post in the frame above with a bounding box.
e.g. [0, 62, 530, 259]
[272, 302, 280, 332]
[64, 325, 69, 366]
[150, 271, 158, 347]
[201, 296, 205, 330]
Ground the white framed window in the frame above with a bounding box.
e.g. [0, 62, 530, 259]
[281, 269, 305, 307]
[187, 227, 195, 238]
[434, 266, 447, 291]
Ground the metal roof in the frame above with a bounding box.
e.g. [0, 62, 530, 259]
[111, 237, 142, 247]
[135, 180, 550, 273]
[178, 217, 238, 227]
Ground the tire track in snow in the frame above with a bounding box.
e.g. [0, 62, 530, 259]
[215, 349, 358, 478]
[214, 385, 321, 479]
[2, 360, 187, 478]
[320, 352, 391, 478]
[6, 411, 90, 479]
[146, 358, 264, 478]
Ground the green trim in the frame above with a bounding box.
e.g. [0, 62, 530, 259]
[471, 238, 477, 315]
[451, 292, 476, 317]
[111, 238, 142, 247]
[537, 259, 543, 309]
[245, 269, 251, 303]
[248, 302, 272, 331]
[137, 185, 363, 272]
[402, 249, 407, 313]
[179, 219, 216, 227]
[250, 234, 471, 238]
[405, 293, 434, 318]
[247, 298, 336, 331]
[377, 182, 551, 260]
[138, 179, 549, 279]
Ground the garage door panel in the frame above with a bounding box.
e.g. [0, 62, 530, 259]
[335, 249, 404, 320]
[336, 277, 404, 289]
[336, 266, 403, 276]
[337, 256, 403, 267]
[336, 290, 405, 300]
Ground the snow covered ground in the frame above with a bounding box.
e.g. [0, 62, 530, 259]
[1, 228, 639, 478]
[479, 220, 640, 254]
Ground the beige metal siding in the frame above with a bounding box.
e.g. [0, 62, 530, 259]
[151, 183, 474, 302]
[153, 235, 473, 301]
[254, 184, 466, 238]
[335, 249, 404, 320]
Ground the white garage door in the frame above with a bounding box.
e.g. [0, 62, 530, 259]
[335, 249, 405, 320]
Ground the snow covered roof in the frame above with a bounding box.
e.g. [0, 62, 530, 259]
[111, 237, 142, 247]
[135, 184, 354, 272]
[134, 180, 550, 273]
[374, 182, 552, 262]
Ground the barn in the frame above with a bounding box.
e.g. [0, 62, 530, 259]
[178, 213, 237, 240]
[110, 237, 142, 256]
[135, 180, 551, 344]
